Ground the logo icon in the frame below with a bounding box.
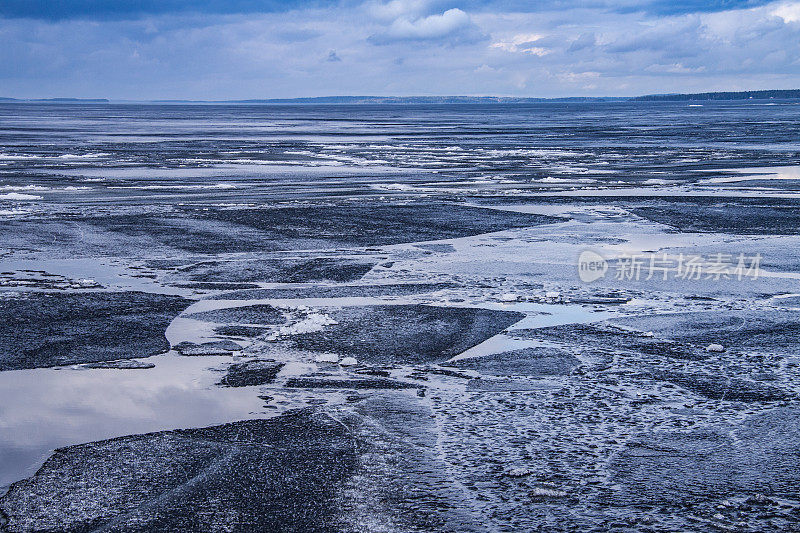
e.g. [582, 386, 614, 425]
[578, 250, 608, 282]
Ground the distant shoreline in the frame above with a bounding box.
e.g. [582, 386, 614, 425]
[2, 89, 799, 104]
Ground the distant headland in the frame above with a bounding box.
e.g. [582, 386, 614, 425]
[1, 89, 799, 104]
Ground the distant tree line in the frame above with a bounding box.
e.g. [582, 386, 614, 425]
[632, 89, 800, 101]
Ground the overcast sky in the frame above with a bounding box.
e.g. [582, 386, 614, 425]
[1, 0, 799, 99]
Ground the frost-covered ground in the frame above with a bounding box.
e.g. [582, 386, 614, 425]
[0, 102, 799, 532]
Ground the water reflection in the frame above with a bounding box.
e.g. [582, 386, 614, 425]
[0, 354, 268, 490]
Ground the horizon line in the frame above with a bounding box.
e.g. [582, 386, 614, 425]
[2, 88, 800, 104]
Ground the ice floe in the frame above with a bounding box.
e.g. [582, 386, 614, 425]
[0, 192, 42, 200]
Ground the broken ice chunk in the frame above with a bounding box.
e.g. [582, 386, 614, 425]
[314, 354, 339, 364]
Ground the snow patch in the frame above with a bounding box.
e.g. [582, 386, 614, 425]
[371, 183, 416, 191]
[274, 313, 337, 336]
[0, 193, 42, 200]
[0, 185, 50, 192]
[0, 208, 29, 216]
[314, 353, 339, 364]
[530, 487, 567, 498]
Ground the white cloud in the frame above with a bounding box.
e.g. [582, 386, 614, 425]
[491, 33, 549, 55]
[367, 0, 431, 21]
[644, 63, 707, 73]
[555, 70, 601, 84]
[1, 0, 799, 99]
[772, 1, 800, 22]
[369, 7, 484, 44]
